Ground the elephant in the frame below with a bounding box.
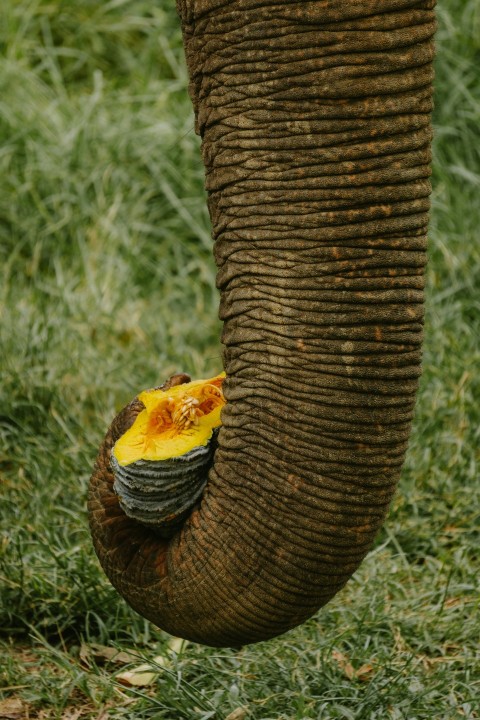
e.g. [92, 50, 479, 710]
[88, 0, 436, 648]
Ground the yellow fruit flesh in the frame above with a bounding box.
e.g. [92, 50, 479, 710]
[113, 373, 225, 466]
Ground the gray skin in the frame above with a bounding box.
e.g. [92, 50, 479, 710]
[88, 0, 436, 647]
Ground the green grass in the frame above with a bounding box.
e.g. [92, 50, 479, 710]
[0, 1, 479, 718]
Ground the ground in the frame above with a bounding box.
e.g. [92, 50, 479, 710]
[0, 1, 479, 718]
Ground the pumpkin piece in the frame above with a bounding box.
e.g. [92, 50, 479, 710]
[110, 373, 225, 535]
[113, 373, 225, 465]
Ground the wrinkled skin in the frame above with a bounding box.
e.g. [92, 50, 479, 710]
[89, 0, 436, 647]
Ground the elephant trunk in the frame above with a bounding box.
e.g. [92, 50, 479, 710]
[88, 0, 435, 646]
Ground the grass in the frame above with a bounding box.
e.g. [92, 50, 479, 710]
[0, 0, 478, 718]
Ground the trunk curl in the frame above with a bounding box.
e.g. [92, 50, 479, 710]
[88, 0, 435, 647]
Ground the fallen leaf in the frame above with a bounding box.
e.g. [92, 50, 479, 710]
[168, 636, 187, 654]
[332, 650, 375, 682]
[355, 663, 375, 682]
[225, 708, 248, 720]
[116, 655, 168, 687]
[443, 525, 461, 534]
[116, 664, 157, 687]
[332, 650, 355, 680]
[444, 597, 464, 609]
[0, 698, 25, 720]
[80, 643, 137, 667]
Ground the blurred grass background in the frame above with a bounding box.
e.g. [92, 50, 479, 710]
[0, 1, 478, 718]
